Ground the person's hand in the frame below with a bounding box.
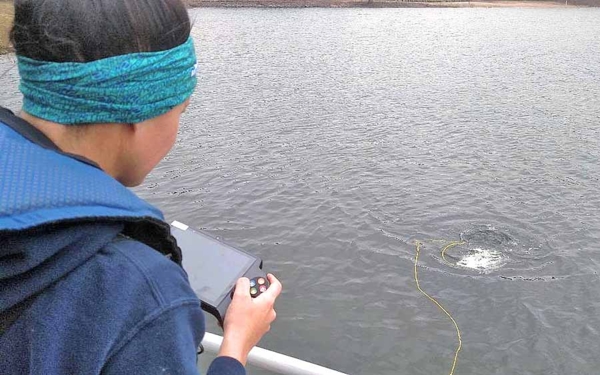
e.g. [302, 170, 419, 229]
[218, 273, 282, 365]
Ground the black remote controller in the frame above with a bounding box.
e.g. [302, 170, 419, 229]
[170, 221, 270, 327]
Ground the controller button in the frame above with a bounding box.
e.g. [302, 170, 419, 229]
[257, 278, 266, 285]
[250, 279, 256, 287]
[259, 285, 267, 293]
[250, 287, 258, 295]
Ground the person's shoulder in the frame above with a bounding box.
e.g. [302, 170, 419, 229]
[96, 235, 200, 310]
[89, 237, 207, 374]
[4, 233, 204, 374]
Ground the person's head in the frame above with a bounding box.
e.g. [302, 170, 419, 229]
[9, 0, 196, 186]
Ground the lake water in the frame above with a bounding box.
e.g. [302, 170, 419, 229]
[2, 7, 600, 375]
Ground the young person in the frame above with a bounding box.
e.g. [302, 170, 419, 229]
[0, 0, 282, 374]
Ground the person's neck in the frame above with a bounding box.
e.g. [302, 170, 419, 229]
[19, 111, 127, 180]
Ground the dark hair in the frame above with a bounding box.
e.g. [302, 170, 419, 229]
[10, 0, 191, 63]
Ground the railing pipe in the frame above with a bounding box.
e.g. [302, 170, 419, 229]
[202, 332, 348, 375]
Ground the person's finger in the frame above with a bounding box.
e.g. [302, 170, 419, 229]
[264, 273, 282, 298]
[234, 277, 250, 298]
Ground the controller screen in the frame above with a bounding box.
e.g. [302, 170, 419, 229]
[172, 224, 255, 305]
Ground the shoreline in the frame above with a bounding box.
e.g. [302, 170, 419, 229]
[184, 0, 597, 7]
[1, 0, 598, 53]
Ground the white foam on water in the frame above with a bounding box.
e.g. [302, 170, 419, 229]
[456, 248, 506, 272]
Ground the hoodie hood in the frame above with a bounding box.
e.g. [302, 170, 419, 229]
[0, 117, 180, 313]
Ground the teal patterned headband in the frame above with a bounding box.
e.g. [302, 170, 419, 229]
[17, 37, 197, 125]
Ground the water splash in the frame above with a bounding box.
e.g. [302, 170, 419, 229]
[455, 248, 507, 272]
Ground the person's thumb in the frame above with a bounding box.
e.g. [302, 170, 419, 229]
[234, 277, 251, 298]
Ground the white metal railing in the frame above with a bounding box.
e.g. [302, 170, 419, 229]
[202, 332, 348, 375]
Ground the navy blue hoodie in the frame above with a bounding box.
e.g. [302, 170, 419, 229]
[0, 109, 245, 375]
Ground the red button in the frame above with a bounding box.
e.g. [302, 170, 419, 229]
[259, 285, 267, 293]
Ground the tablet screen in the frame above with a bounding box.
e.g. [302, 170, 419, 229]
[171, 222, 255, 306]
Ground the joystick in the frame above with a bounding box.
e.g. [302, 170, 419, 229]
[249, 276, 270, 297]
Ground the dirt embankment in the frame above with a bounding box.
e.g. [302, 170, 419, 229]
[184, 0, 598, 6]
[0, 1, 13, 54]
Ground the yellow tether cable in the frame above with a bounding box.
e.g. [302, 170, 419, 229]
[441, 241, 466, 265]
[414, 240, 463, 375]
